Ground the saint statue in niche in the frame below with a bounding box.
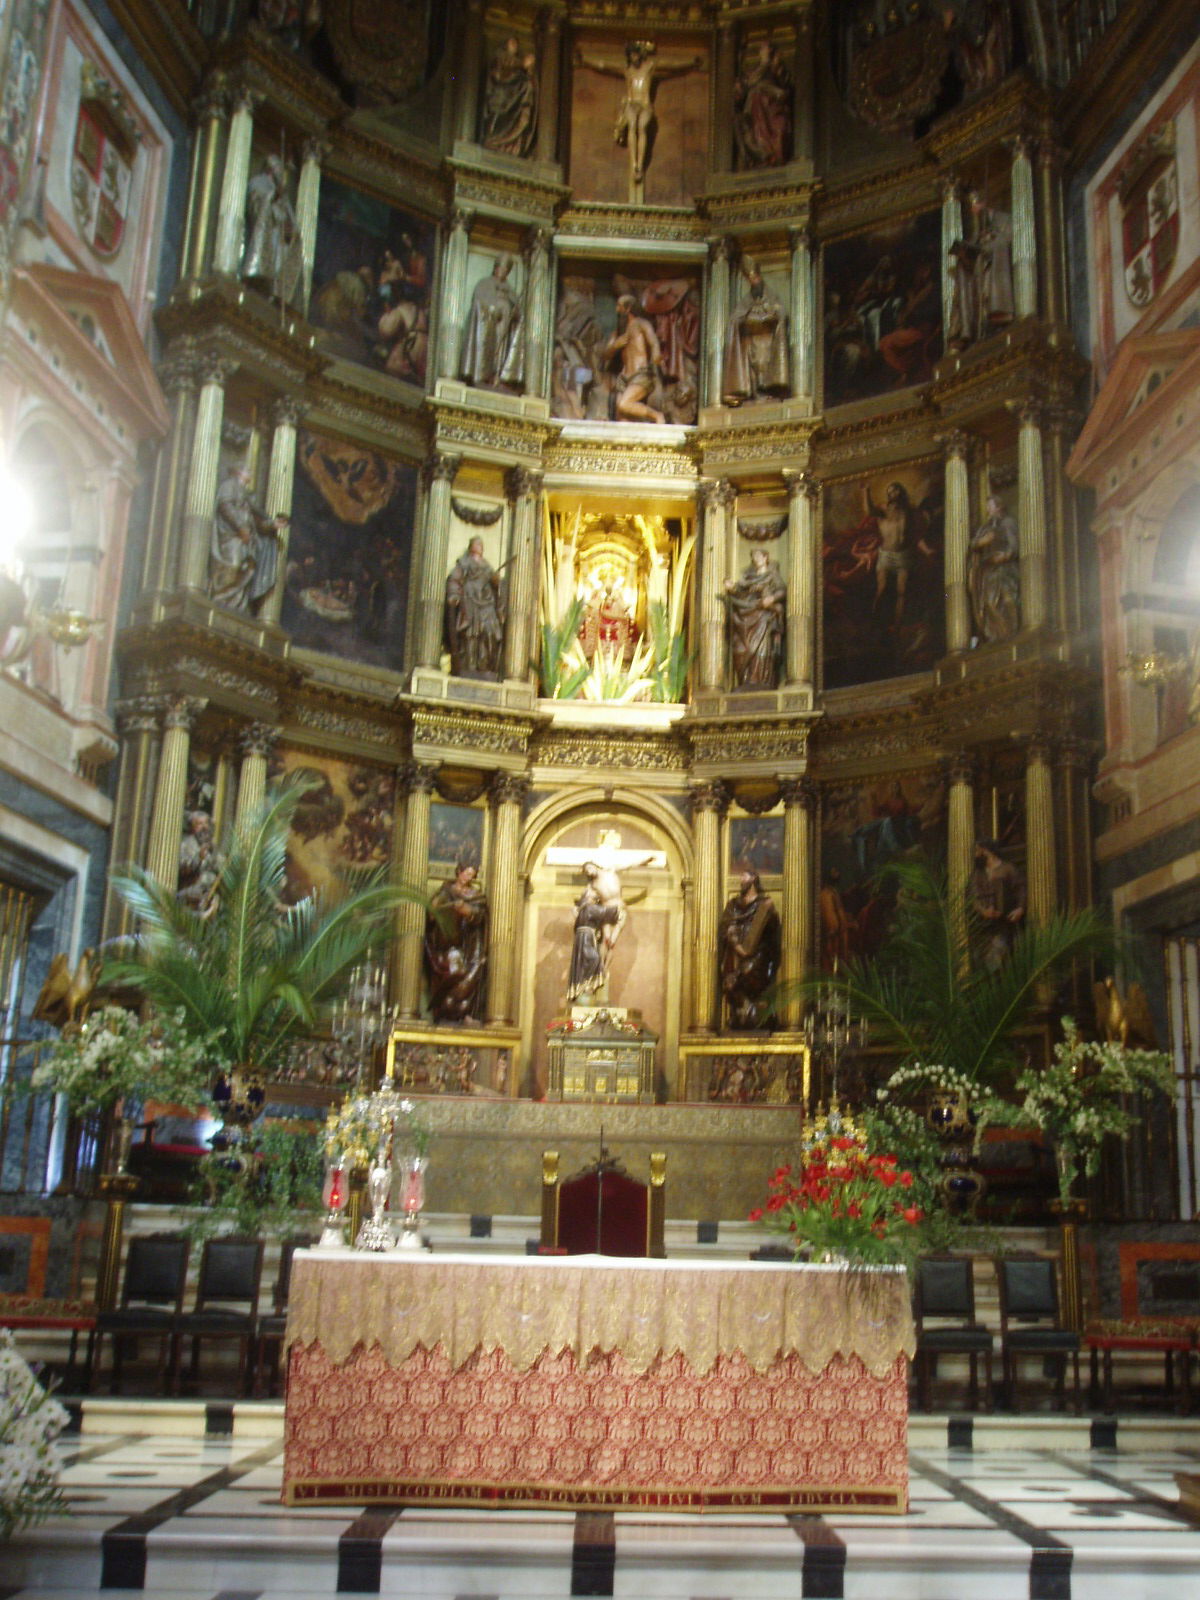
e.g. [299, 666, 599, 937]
[719, 870, 781, 1030]
[574, 38, 703, 205]
[967, 492, 1020, 643]
[733, 40, 793, 169]
[424, 863, 489, 1023]
[947, 190, 1014, 350]
[241, 155, 303, 305]
[444, 536, 504, 679]
[580, 572, 638, 665]
[480, 35, 539, 157]
[209, 464, 288, 615]
[722, 258, 790, 407]
[459, 254, 523, 391]
[724, 546, 786, 688]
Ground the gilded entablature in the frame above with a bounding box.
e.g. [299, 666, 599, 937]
[700, 420, 819, 473]
[543, 436, 699, 480]
[817, 163, 942, 239]
[157, 288, 325, 390]
[409, 705, 535, 765]
[432, 400, 553, 464]
[686, 718, 812, 773]
[448, 162, 567, 227]
[529, 727, 689, 776]
[557, 203, 707, 247]
[703, 182, 816, 233]
[565, 1, 710, 29]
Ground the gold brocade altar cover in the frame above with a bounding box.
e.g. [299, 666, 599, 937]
[284, 1251, 915, 1378]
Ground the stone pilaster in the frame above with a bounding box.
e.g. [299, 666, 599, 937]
[487, 773, 530, 1026]
[144, 697, 206, 891]
[689, 780, 731, 1032]
[523, 227, 552, 400]
[697, 479, 736, 690]
[778, 776, 817, 1030]
[504, 467, 543, 682]
[789, 227, 814, 400]
[437, 207, 475, 381]
[259, 397, 304, 624]
[704, 238, 732, 408]
[416, 453, 461, 670]
[296, 138, 329, 315]
[1011, 134, 1037, 319]
[179, 354, 238, 591]
[782, 469, 819, 686]
[212, 83, 260, 276]
[1025, 736, 1058, 927]
[394, 762, 439, 1019]
[943, 431, 973, 651]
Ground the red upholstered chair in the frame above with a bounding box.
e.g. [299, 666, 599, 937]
[541, 1149, 666, 1258]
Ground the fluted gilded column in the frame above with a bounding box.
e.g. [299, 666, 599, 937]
[945, 752, 976, 958]
[523, 227, 552, 400]
[943, 431, 973, 651]
[704, 239, 731, 408]
[697, 479, 735, 690]
[504, 467, 543, 682]
[103, 698, 164, 939]
[181, 75, 228, 283]
[144, 697, 206, 891]
[1011, 134, 1037, 319]
[792, 3, 814, 161]
[789, 227, 814, 400]
[212, 84, 260, 276]
[456, 0, 487, 145]
[143, 343, 199, 594]
[437, 207, 475, 380]
[1037, 141, 1066, 329]
[416, 453, 461, 669]
[232, 722, 279, 836]
[778, 777, 817, 1030]
[259, 397, 304, 624]
[711, 21, 737, 171]
[1056, 735, 1092, 917]
[689, 780, 730, 1032]
[295, 138, 328, 315]
[782, 469, 819, 685]
[487, 773, 529, 1026]
[941, 178, 962, 343]
[1016, 403, 1048, 629]
[394, 762, 439, 1020]
[536, 7, 562, 164]
[1025, 736, 1058, 926]
[179, 354, 238, 591]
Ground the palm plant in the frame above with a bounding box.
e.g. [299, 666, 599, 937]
[807, 858, 1117, 1089]
[102, 777, 423, 1076]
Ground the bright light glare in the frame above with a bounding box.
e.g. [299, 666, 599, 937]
[0, 466, 32, 572]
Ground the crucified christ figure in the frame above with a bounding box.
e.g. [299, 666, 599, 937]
[574, 38, 704, 204]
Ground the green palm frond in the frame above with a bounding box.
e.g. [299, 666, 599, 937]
[102, 776, 425, 1073]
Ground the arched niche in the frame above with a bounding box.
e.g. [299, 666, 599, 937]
[520, 788, 693, 1099]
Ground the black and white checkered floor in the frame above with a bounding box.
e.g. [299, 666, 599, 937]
[5, 1406, 1200, 1599]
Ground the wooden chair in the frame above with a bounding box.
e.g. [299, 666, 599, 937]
[88, 1233, 189, 1394]
[913, 1256, 994, 1412]
[253, 1234, 313, 1398]
[996, 1255, 1081, 1413]
[172, 1237, 264, 1396]
[541, 1149, 666, 1257]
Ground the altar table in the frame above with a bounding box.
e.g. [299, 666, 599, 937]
[283, 1250, 914, 1514]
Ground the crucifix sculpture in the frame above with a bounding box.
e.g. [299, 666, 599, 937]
[574, 39, 705, 205]
[546, 828, 667, 1004]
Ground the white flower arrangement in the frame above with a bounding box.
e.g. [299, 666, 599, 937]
[1013, 1017, 1175, 1205]
[0, 1330, 68, 1541]
[31, 1006, 216, 1117]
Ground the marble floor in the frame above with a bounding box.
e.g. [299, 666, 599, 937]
[5, 1408, 1200, 1600]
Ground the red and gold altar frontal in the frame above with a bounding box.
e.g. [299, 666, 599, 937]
[282, 1251, 913, 1514]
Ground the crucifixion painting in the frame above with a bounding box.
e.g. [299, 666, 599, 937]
[574, 39, 704, 205]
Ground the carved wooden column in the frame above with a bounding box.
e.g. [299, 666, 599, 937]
[1011, 134, 1038, 319]
[704, 238, 732, 408]
[394, 762, 439, 1020]
[711, 21, 737, 172]
[179, 354, 238, 591]
[487, 773, 530, 1026]
[295, 138, 329, 316]
[259, 397, 304, 624]
[689, 780, 730, 1032]
[144, 696, 206, 891]
[789, 227, 814, 401]
[1025, 735, 1058, 927]
[416, 453, 461, 669]
[1016, 402, 1048, 629]
[523, 227, 552, 400]
[181, 74, 227, 282]
[103, 698, 163, 939]
[232, 722, 279, 836]
[212, 83, 260, 275]
[945, 752, 977, 956]
[437, 207, 475, 380]
[456, 0, 487, 145]
[943, 430, 973, 652]
[792, 3, 814, 161]
[778, 777, 816, 1030]
[698, 479, 735, 690]
[782, 469, 819, 686]
[143, 343, 199, 595]
[504, 467, 543, 682]
[535, 7, 562, 165]
[1056, 735, 1093, 917]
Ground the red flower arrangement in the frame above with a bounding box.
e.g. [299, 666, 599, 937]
[749, 1133, 924, 1265]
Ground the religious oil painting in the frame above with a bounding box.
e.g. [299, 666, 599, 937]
[551, 261, 700, 425]
[428, 802, 485, 872]
[819, 772, 947, 968]
[280, 430, 416, 672]
[274, 748, 396, 904]
[822, 461, 945, 689]
[729, 815, 784, 878]
[822, 209, 944, 407]
[310, 176, 435, 385]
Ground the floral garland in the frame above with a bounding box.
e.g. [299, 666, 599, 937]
[31, 1006, 216, 1117]
[0, 1330, 68, 1541]
[324, 1084, 430, 1169]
